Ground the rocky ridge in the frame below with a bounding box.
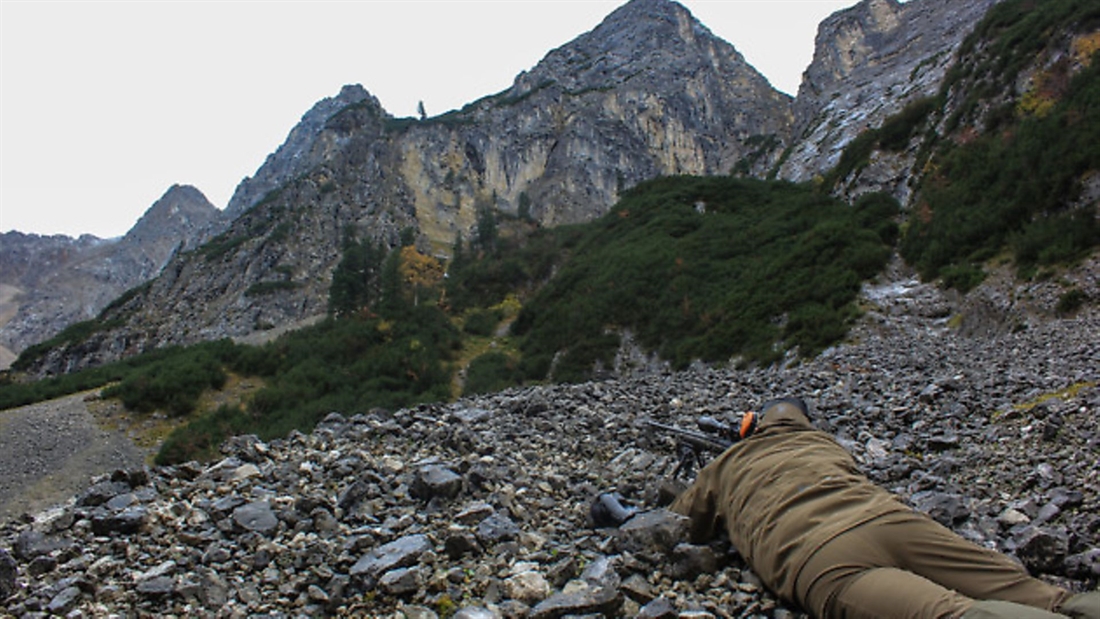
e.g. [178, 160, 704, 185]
[0, 185, 226, 367]
[778, 0, 998, 196]
[2, 259, 1097, 617]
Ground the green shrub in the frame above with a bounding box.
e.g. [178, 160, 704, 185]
[245, 281, 302, 297]
[463, 352, 522, 396]
[939, 264, 987, 293]
[463, 309, 503, 336]
[102, 345, 229, 417]
[1056, 288, 1088, 315]
[156, 304, 459, 463]
[156, 404, 253, 465]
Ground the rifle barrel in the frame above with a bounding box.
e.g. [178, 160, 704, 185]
[643, 419, 732, 453]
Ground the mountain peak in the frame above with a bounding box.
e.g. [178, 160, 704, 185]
[124, 184, 223, 251]
[509, 0, 755, 97]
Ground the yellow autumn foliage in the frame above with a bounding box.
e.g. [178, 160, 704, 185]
[1072, 30, 1100, 66]
[399, 245, 444, 291]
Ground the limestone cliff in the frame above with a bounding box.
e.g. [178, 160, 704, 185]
[20, 0, 795, 374]
[778, 0, 999, 199]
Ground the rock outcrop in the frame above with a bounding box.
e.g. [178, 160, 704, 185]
[778, 0, 999, 191]
[0, 185, 225, 367]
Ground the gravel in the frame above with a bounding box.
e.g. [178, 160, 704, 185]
[0, 392, 148, 524]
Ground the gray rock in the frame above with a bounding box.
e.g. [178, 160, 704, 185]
[505, 570, 551, 604]
[136, 576, 175, 598]
[444, 529, 481, 559]
[13, 530, 70, 561]
[910, 491, 970, 526]
[476, 512, 520, 545]
[530, 582, 622, 619]
[90, 505, 147, 536]
[410, 464, 464, 501]
[1065, 548, 1100, 579]
[232, 501, 279, 534]
[47, 585, 82, 614]
[637, 596, 677, 619]
[350, 534, 431, 580]
[670, 543, 719, 580]
[617, 509, 691, 555]
[379, 566, 424, 596]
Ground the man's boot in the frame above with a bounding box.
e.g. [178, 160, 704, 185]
[1058, 591, 1100, 619]
[961, 600, 1069, 619]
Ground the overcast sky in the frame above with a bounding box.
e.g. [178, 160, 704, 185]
[1, 0, 859, 239]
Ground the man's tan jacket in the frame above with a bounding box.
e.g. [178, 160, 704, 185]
[669, 403, 908, 602]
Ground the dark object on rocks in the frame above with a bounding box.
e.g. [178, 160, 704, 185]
[1011, 526, 1070, 574]
[410, 464, 464, 501]
[590, 492, 637, 528]
[0, 548, 17, 600]
[1041, 413, 1065, 442]
[444, 530, 481, 560]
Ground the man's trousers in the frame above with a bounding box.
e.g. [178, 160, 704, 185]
[792, 510, 1071, 619]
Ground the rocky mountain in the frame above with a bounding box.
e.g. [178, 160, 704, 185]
[16, 0, 801, 373]
[777, 0, 999, 192]
[0, 185, 225, 368]
[12, 0, 1020, 376]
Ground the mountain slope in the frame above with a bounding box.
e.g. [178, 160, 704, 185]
[15, 0, 797, 374]
[0, 185, 225, 368]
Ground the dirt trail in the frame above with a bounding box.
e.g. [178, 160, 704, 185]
[0, 390, 149, 523]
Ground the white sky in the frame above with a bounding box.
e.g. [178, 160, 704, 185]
[1, 0, 858, 239]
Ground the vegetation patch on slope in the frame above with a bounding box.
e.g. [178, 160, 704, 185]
[901, 0, 1100, 289]
[510, 177, 897, 380]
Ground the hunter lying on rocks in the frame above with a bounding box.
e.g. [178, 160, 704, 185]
[603, 398, 1100, 619]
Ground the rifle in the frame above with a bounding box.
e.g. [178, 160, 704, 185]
[643, 416, 738, 478]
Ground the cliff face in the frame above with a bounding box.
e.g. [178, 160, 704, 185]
[23, 0, 795, 372]
[397, 0, 792, 242]
[19, 0, 1014, 375]
[0, 185, 224, 366]
[778, 0, 999, 195]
